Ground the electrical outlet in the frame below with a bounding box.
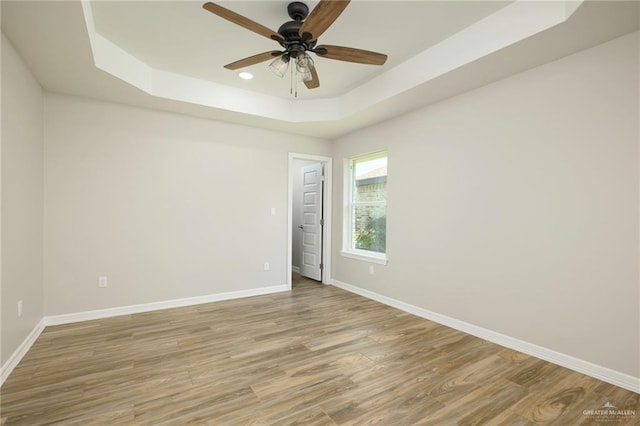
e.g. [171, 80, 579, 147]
[17, 300, 23, 318]
[98, 276, 108, 288]
[263, 262, 270, 271]
[369, 264, 375, 275]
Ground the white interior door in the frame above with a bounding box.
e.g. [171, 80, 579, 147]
[299, 163, 323, 281]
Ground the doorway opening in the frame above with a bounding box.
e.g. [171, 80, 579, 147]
[287, 153, 332, 289]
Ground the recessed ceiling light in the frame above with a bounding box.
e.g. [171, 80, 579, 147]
[238, 72, 253, 80]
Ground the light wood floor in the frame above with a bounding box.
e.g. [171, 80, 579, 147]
[1, 274, 638, 425]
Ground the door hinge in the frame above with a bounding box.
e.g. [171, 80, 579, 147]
[320, 263, 324, 270]
[320, 218, 324, 226]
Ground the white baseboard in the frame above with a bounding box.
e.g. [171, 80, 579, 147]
[0, 318, 46, 386]
[1, 285, 288, 386]
[330, 279, 640, 394]
[291, 266, 300, 274]
[45, 285, 288, 326]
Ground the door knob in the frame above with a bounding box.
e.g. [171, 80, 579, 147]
[298, 225, 304, 229]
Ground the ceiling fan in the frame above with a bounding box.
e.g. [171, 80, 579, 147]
[202, 0, 388, 91]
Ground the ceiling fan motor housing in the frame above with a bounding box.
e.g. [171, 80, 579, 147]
[278, 20, 303, 42]
[278, 3, 316, 58]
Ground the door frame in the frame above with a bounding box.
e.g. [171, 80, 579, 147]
[287, 153, 333, 289]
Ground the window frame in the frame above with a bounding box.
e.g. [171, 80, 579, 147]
[341, 150, 388, 265]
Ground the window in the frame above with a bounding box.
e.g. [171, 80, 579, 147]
[342, 151, 387, 264]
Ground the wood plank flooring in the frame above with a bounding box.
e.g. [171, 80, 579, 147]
[1, 274, 638, 425]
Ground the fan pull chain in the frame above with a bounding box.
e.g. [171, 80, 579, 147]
[294, 62, 298, 98]
[290, 62, 293, 95]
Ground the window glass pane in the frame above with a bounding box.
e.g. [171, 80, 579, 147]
[353, 205, 386, 253]
[353, 156, 387, 203]
[345, 151, 387, 257]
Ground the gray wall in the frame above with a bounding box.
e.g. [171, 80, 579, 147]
[331, 32, 639, 377]
[1, 34, 45, 365]
[43, 95, 331, 315]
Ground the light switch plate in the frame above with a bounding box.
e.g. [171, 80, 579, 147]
[98, 276, 108, 288]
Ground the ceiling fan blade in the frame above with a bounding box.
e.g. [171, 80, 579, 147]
[224, 51, 283, 70]
[314, 45, 387, 65]
[203, 2, 283, 43]
[299, 0, 350, 42]
[304, 67, 320, 89]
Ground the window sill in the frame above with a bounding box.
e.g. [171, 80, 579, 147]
[340, 250, 388, 265]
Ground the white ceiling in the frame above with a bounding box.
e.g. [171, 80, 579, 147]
[90, 1, 511, 100]
[2, 1, 638, 139]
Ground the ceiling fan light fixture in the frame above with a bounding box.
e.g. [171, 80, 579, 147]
[296, 53, 314, 82]
[297, 68, 313, 82]
[296, 53, 314, 72]
[269, 55, 290, 78]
